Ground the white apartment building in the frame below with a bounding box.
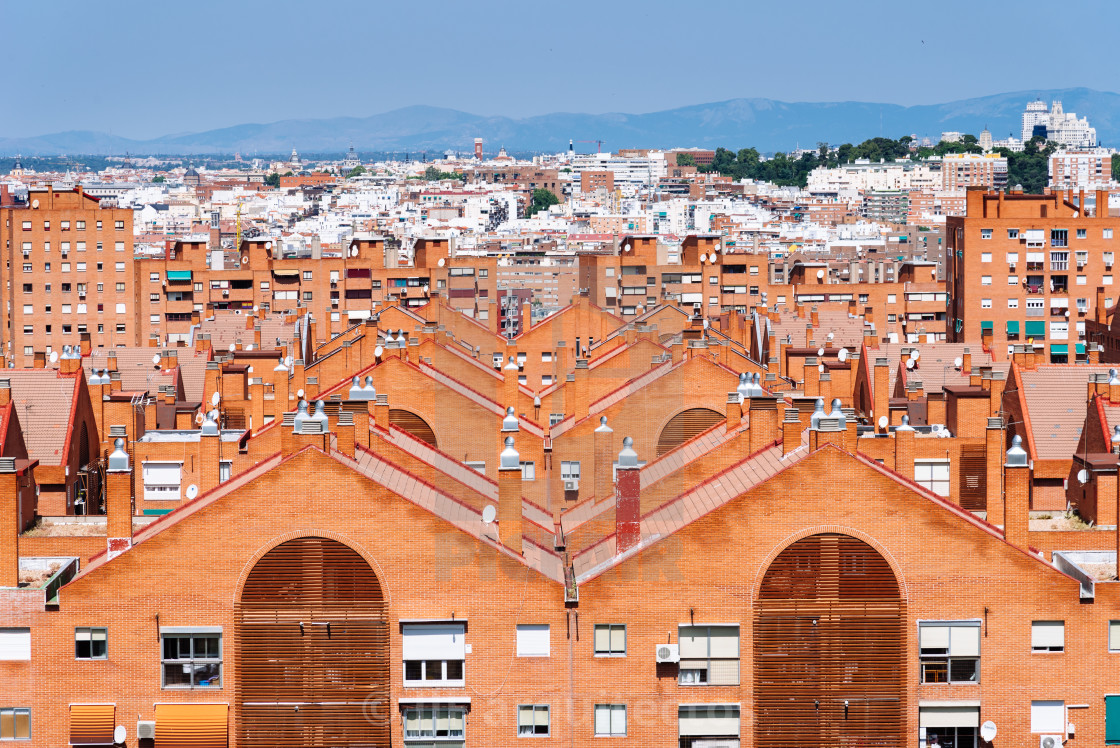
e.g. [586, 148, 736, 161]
[1048, 149, 1114, 190]
[1020, 99, 1097, 148]
[570, 152, 668, 194]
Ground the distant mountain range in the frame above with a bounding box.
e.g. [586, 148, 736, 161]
[3, 88, 1119, 157]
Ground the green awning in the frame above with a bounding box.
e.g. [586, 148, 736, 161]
[980, 320, 993, 331]
[143, 508, 173, 516]
[1050, 344, 1068, 354]
[1006, 320, 1020, 334]
[1025, 321, 1046, 338]
[166, 270, 192, 281]
[1076, 343, 1086, 355]
[1106, 694, 1120, 744]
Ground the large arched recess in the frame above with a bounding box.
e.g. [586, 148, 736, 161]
[236, 536, 391, 747]
[389, 408, 438, 448]
[754, 532, 904, 748]
[656, 407, 723, 456]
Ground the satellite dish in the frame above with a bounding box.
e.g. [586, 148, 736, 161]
[816, 269, 824, 279]
[713, 243, 721, 252]
[826, 332, 834, 341]
[838, 349, 849, 363]
[248, 366, 254, 373]
[906, 359, 915, 369]
[374, 345, 384, 357]
[265, 241, 273, 249]
[185, 484, 199, 500]
[878, 415, 888, 429]
[954, 356, 963, 368]
[817, 364, 824, 373]
[113, 725, 126, 744]
[623, 243, 631, 252]
[31, 199, 39, 208]
[195, 412, 204, 425]
[297, 388, 305, 399]
[1078, 468, 1090, 485]
[246, 344, 253, 351]
[911, 350, 920, 361]
[152, 354, 161, 365]
[482, 505, 497, 523]
[211, 392, 221, 406]
[437, 258, 445, 267]
[228, 343, 236, 352]
[698, 254, 705, 264]
[817, 347, 825, 357]
[49, 351, 59, 363]
[980, 721, 997, 742]
[350, 247, 358, 257]
[241, 255, 249, 264]
[285, 356, 293, 368]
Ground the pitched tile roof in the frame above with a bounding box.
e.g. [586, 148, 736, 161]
[772, 306, 867, 348]
[198, 311, 296, 352]
[4, 370, 79, 466]
[1020, 365, 1115, 460]
[881, 343, 997, 395]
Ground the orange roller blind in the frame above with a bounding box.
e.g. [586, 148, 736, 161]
[155, 704, 228, 748]
[70, 704, 115, 745]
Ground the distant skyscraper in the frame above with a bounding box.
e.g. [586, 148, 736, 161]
[1022, 99, 1049, 142]
[474, 138, 484, 160]
[979, 128, 992, 152]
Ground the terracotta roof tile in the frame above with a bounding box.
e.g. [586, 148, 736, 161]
[4, 370, 79, 466]
[1021, 365, 1114, 460]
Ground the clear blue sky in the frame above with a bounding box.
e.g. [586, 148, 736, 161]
[4, 0, 1118, 138]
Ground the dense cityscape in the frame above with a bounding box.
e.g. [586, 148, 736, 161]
[4, 3, 1120, 746]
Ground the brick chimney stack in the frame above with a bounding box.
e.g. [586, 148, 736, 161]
[0, 458, 19, 587]
[594, 416, 614, 501]
[105, 436, 133, 560]
[498, 436, 523, 552]
[1003, 435, 1031, 549]
[615, 437, 641, 554]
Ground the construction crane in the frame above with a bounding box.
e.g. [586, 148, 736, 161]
[577, 140, 605, 154]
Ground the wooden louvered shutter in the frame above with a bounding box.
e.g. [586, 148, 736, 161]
[389, 409, 438, 448]
[755, 533, 904, 748]
[959, 445, 987, 511]
[656, 408, 723, 456]
[236, 537, 390, 748]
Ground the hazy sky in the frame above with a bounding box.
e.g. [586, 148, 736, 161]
[4, 0, 1118, 138]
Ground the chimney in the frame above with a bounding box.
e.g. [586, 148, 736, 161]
[0, 379, 9, 407]
[863, 325, 877, 350]
[748, 396, 779, 454]
[498, 436, 523, 551]
[198, 409, 221, 493]
[810, 305, 820, 327]
[521, 301, 532, 334]
[373, 393, 390, 431]
[893, 417, 915, 480]
[503, 356, 519, 411]
[249, 378, 265, 433]
[803, 357, 820, 397]
[985, 418, 1004, 526]
[79, 332, 92, 356]
[0, 458, 18, 587]
[615, 437, 641, 554]
[782, 407, 802, 455]
[33, 351, 45, 369]
[989, 370, 1007, 416]
[105, 437, 133, 560]
[1097, 286, 1107, 325]
[594, 416, 614, 501]
[336, 411, 355, 458]
[818, 371, 832, 405]
[1003, 435, 1030, 549]
[726, 393, 742, 433]
[805, 324, 814, 347]
[961, 347, 972, 374]
[1109, 370, 1120, 405]
[572, 359, 590, 421]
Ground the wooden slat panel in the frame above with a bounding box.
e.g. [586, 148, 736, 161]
[389, 409, 438, 448]
[154, 704, 228, 748]
[755, 533, 904, 748]
[236, 537, 390, 748]
[70, 704, 115, 746]
[959, 445, 987, 511]
[656, 408, 723, 456]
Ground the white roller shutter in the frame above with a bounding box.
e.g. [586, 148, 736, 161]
[142, 462, 182, 501]
[920, 706, 980, 728]
[1032, 621, 1065, 650]
[679, 706, 740, 737]
[0, 628, 30, 660]
[949, 625, 980, 657]
[919, 625, 949, 650]
[516, 624, 550, 657]
[402, 624, 465, 660]
[1030, 701, 1065, 733]
[1110, 621, 1120, 651]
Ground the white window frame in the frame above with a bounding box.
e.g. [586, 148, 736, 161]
[593, 624, 626, 657]
[517, 705, 550, 737]
[0, 708, 30, 740]
[403, 623, 466, 688]
[678, 625, 739, 686]
[918, 621, 980, 684]
[402, 705, 466, 742]
[516, 624, 550, 658]
[594, 704, 627, 737]
[915, 459, 951, 497]
[560, 461, 580, 480]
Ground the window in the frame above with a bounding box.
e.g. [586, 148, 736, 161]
[560, 461, 580, 480]
[1051, 229, 1068, 247]
[116, 324, 126, 334]
[96, 221, 103, 230]
[980, 252, 991, 262]
[1031, 700, 1065, 733]
[75, 627, 107, 660]
[1106, 229, 1115, 240]
[96, 263, 103, 271]
[919, 622, 979, 683]
[980, 229, 992, 239]
[1110, 620, 1120, 652]
[887, 294, 897, 304]
[549, 414, 564, 427]
[518, 705, 549, 736]
[1007, 228, 1019, 239]
[980, 276, 991, 286]
[679, 625, 739, 685]
[76, 220, 86, 231]
[403, 623, 465, 687]
[520, 461, 535, 481]
[0, 629, 31, 661]
[1032, 620, 1065, 652]
[1107, 694, 1120, 745]
[303, 270, 313, 280]
[403, 706, 465, 742]
[594, 704, 626, 737]
[43, 263, 50, 272]
[114, 241, 125, 252]
[161, 630, 221, 688]
[919, 706, 979, 748]
[150, 272, 159, 282]
[516, 624, 550, 657]
[219, 461, 232, 484]
[21, 305, 31, 315]
[61, 263, 70, 273]
[76, 262, 86, 272]
[0, 708, 30, 740]
[679, 705, 740, 743]
[1008, 299, 1019, 309]
[114, 220, 125, 230]
[915, 459, 951, 497]
[1076, 228, 1086, 239]
[593, 624, 626, 656]
[981, 299, 991, 309]
[115, 262, 124, 272]
[20, 221, 30, 230]
[21, 264, 30, 273]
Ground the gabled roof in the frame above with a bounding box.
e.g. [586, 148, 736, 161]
[1018, 364, 1114, 460]
[4, 370, 81, 466]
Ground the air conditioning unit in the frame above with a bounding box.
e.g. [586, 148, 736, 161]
[563, 479, 579, 492]
[1039, 735, 1063, 748]
[656, 643, 680, 663]
[137, 721, 156, 740]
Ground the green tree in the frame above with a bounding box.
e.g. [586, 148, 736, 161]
[676, 153, 695, 167]
[525, 188, 560, 218]
[151, 175, 165, 183]
[1113, 157, 1120, 183]
[346, 165, 366, 178]
[424, 165, 441, 181]
[264, 172, 280, 187]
